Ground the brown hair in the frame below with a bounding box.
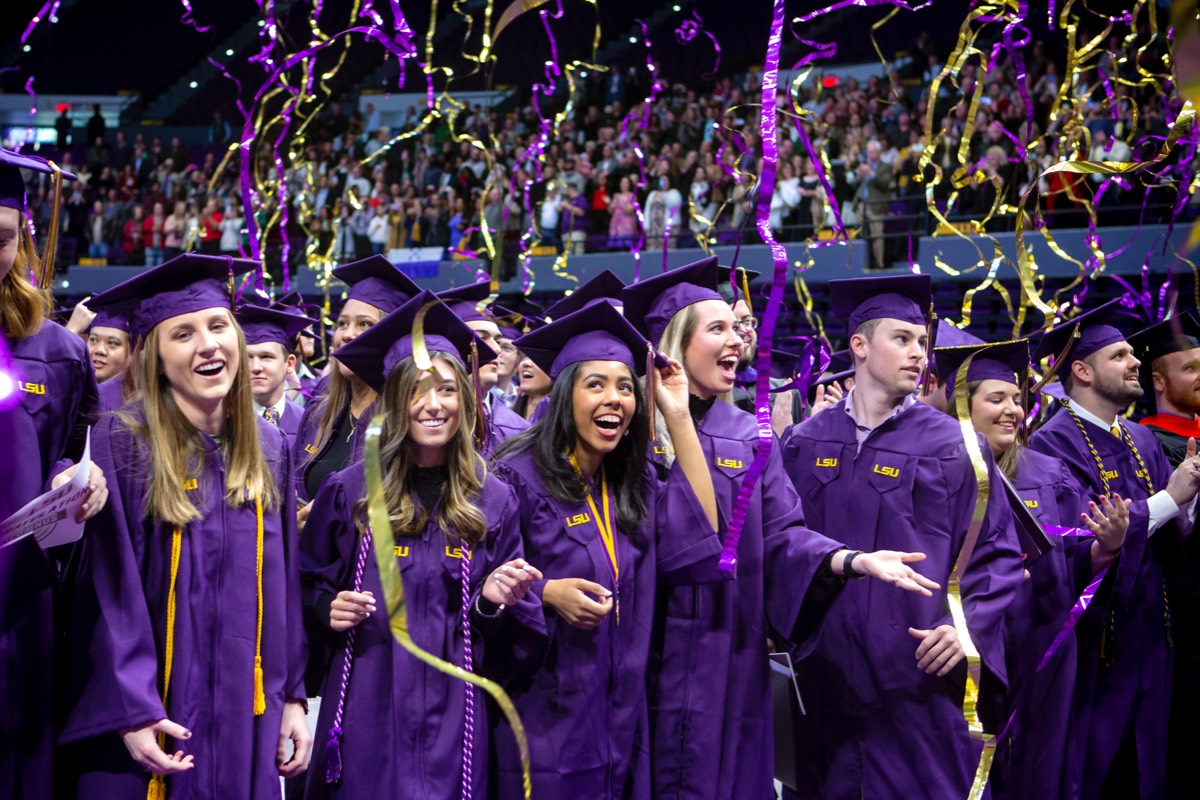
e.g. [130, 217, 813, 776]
[355, 353, 487, 546]
[304, 366, 378, 466]
[118, 315, 279, 526]
[0, 222, 52, 341]
[962, 378, 1023, 481]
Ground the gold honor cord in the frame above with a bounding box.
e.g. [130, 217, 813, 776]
[949, 352, 998, 799]
[364, 418, 532, 798]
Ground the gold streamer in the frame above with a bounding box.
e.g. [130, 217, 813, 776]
[949, 352, 998, 796]
[364, 418, 532, 798]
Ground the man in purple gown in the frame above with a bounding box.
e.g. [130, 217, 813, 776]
[237, 302, 313, 444]
[779, 274, 1023, 799]
[1029, 301, 1200, 799]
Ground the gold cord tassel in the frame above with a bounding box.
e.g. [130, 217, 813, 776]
[37, 163, 64, 290]
[646, 344, 657, 442]
[253, 497, 266, 715]
[147, 526, 183, 800]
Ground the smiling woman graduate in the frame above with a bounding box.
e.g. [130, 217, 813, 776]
[60, 254, 310, 800]
[622, 257, 939, 800]
[300, 290, 543, 800]
[488, 300, 726, 800]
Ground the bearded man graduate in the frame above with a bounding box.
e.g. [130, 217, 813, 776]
[778, 274, 1023, 799]
[1029, 301, 1200, 800]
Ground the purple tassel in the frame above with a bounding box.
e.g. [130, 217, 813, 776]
[324, 726, 344, 783]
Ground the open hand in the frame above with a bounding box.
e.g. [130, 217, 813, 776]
[1082, 493, 1132, 557]
[119, 718, 195, 775]
[483, 559, 543, 607]
[853, 551, 941, 597]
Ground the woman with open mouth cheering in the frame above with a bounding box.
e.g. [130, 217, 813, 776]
[61, 253, 310, 799]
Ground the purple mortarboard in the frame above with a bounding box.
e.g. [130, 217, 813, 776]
[936, 319, 985, 349]
[89, 310, 130, 336]
[237, 303, 314, 349]
[1032, 299, 1127, 364]
[333, 290, 492, 393]
[488, 303, 533, 340]
[716, 265, 762, 306]
[935, 340, 1031, 402]
[85, 253, 258, 340]
[622, 255, 723, 344]
[829, 274, 933, 333]
[271, 291, 304, 310]
[0, 148, 77, 211]
[332, 254, 422, 314]
[813, 349, 854, 388]
[544, 270, 627, 320]
[436, 281, 492, 324]
[514, 301, 651, 380]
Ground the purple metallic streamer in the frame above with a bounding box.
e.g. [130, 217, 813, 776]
[1035, 562, 1110, 673]
[717, 0, 787, 573]
[178, 0, 212, 33]
[675, 11, 721, 80]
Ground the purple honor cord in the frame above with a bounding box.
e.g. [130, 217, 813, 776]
[718, 0, 787, 573]
[324, 527, 375, 783]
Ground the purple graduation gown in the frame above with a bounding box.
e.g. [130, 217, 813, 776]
[481, 395, 529, 460]
[1029, 409, 1175, 799]
[778, 399, 1023, 799]
[1, 322, 98, 799]
[647, 399, 846, 800]
[97, 374, 127, 413]
[489, 449, 729, 800]
[61, 405, 307, 799]
[293, 398, 372, 505]
[279, 397, 304, 444]
[300, 464, 544, 799]
[991, 448, 1094, 800]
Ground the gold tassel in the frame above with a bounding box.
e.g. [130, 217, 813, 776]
[146, 775, 166, 800]
[37, 163, 63, 290]
[646, 344, 657, 442]
[253, 497, 266, 715]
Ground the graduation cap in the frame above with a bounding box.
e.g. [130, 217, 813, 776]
[89, 310, 130, 336]
[716, 264, 762, 306]
[332, 290, 492, 393]
[936, 339, 1031, 404]
[1, 148, 78, 289]
[829, 273, 933, 334]
[0, 148, 76, 212]
[543, 270, 626, 320]
[935, 319, 985, 350]
[271, 290, 305, 310]
[1031, 299, 1127, 364]
[436, 281, 493, 324]
[622, 255, 723, 344]
[514, 301, 652, 380]
[86, 253, 259, 340]
[332, 254, 422, 314]
[811, 349, 854, 391]
[236, 303, 315, 349]
[1126, 311, 1200, 367]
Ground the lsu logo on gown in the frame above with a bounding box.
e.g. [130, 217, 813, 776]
[182, 478, 198, 491]
[566, 513, 591, 527]
[445, 546, 462, 559]
[303, 442, 318, 455]
[815, 457, 838, 468]
[19, 381, 46, 395]
[393, 545, 410, 558]
[1024, 499, 1039, 508]
[1101, 469, 1119, 481]
[872, 463, 901, 478]
[715, 457, 743, 469]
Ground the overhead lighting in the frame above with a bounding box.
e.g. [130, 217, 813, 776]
[189, 81, 199, 89]
[226, 48, 235, 56]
